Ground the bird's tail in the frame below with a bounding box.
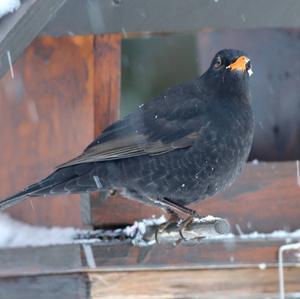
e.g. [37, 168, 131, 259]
[0, 185, 49, 210]
[0, 163, 95, 210]
[0, 183, 67, 210]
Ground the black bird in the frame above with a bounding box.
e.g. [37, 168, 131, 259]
[0, 49, 254, 223]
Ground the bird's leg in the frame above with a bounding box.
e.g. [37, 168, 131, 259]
[153, 197, 203, 242]
[159, 197, 201, 218]
[155, 207, 180, 242]
[157, 197, 206, 241]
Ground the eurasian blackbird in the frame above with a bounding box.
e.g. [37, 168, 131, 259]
[0, 49, 254, 222]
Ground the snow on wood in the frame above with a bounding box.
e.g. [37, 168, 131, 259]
[0, 212, 299, 248]
[0, 0, 20, 18]
[0, 212, 79, 248]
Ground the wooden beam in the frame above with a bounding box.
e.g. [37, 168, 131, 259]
[0, 244, 82, 277]
[0, 273, 89, 299]
[81, 33, 121, 225]
[1, 238, 299, 277]
[86, 240, 300, 271]
[0, 267, 299, 299]
[89, 268, 300, 299]
[43, 0, 300, 36]
[93, 34, 121, 136]
[0, 0, 66, 79]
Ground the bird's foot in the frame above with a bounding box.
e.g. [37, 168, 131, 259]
[155, 210, 203, 244]
[179, 211, 203, 241]
[155, 219, 178, 244]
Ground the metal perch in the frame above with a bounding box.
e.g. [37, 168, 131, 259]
[75, 216, 231, 246]
[143, 217, 230, 244]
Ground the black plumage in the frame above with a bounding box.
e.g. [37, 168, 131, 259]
[0, 49, 254, 218]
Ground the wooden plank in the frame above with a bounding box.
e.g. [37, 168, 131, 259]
[0, 0, 66, 79]
[0, 244, 82, 277]
[0, 273, 89, 299]
[93, 34, 121, 136]
[89, 161, 300, 233]
[43, 0, 300, 36]
[0, 267, 298, 299]
[0, 238, 298, 277]
[89, 268, 300, 299]
[86, 240, 300, 271]
[81, 34, 121, 225]
[0, 35, 94, 227]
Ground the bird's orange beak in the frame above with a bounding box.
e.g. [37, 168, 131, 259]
[227, 56, 249, 72]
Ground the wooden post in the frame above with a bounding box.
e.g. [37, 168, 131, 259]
[81, 33, 123, 226]
[0, 35, 95, 227]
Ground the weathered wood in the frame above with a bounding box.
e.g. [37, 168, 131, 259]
[0, 241, 289, 275]
[0, 238, 298, 277]
[81, 34, 121, 225]
[0, 267, 299, 299]
[0, 36, 95, 227]
[0, 273, 89, 299]
[89, 161, 300, 234]
[89, 268, 300, 299]
[0, 0, 66, 79]
[43, 0, 300, 36]
[86, 240, 300, 270]
[93, 34, 121, 136]
[0, 244, 82, 277]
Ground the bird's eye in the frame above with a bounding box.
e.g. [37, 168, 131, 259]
[246, 61, 251, 70]
[214, 56, 223, 69]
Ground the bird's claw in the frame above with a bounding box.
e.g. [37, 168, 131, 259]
[155, 221, 178, 244]
[155, 212, 203, 244]
[179, 213, 202, 240]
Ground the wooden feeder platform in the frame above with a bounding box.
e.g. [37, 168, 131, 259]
[0, 1, 300, 298]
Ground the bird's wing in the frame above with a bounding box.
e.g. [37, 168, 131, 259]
[57, 95, 209, 168]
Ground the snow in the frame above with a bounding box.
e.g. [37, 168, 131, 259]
[192, 215, 220, 223]
[121, 27, 128, 38]
[0, 0, 20, 18]
[0, 212, 299, 248]
[258, 263, 267, 270]
[0, 213, 80, 248]
[124, 215, 166, 246]
[296, 160, 300, 187]
[7, 51, 14, 79]
[208, 228, 300, 241]
[93, 175, 103, 188]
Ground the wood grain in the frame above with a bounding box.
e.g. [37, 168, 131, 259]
[0, 244, 82, 277]
[0, 35, 95, 227]
[0, 273, 89, 299]
[0, 239, 298, 277]
[87, 240, 300, 270]
[90, 161, 300, 234]
[93, 34, 121, 136]
[89, 268, 300, 299]
[82, 34, 122, 225]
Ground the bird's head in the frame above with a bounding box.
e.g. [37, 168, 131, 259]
[204, 49, 252, 96]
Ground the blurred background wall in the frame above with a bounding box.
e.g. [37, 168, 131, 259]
[121, 29, 300, 161]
